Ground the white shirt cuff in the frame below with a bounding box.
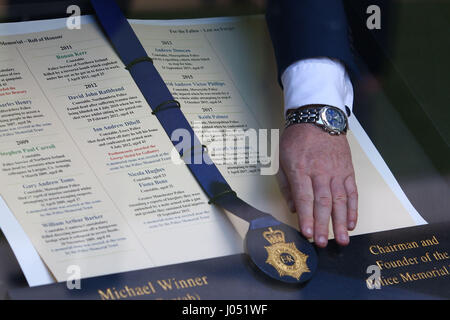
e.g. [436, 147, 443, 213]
[281, 57, 354, 116]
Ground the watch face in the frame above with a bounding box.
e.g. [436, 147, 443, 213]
[320, 107, 347, 132]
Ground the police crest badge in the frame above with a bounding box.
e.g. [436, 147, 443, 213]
[263, 227, 310, 280]
[245, 217, 317, 284]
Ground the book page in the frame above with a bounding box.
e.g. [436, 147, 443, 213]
[0, 15, 425, 284]
[0, 17, 242, 282]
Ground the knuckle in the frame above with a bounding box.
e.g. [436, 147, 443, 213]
[333, 193, 347, 204]
[293, 161, 308, 172]
[316, 196, 332, 207]
[348, 190, 359, 200]
[299, 215, 313, 225]
[297, 193, 314, 203]
[315, 223, 329, 233]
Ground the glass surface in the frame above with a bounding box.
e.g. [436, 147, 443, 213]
[324, 107, 346, 131]
[0, 0, 448, 298]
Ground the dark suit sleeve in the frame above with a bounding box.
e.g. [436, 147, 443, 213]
[266, 0, 358, 83]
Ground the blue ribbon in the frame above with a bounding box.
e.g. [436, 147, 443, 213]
[89, 0, 273, 223]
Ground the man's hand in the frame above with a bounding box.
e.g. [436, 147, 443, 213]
[278, 123, 358, 247]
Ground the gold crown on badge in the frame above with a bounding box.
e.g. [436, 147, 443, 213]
[263, 227, 285, 245]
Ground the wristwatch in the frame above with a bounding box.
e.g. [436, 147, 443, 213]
[285, 104, 348, 135]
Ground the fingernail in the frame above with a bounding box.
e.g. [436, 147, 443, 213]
[318, 236, 327, 245]
[340, 234, 349, 243]
[348, 221, 355, 229]
[304, 227, 313, 237]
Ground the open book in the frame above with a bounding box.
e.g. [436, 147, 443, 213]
[0, 15, 425, 286]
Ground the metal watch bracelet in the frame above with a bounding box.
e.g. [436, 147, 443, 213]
[285, 104, 348, 135]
